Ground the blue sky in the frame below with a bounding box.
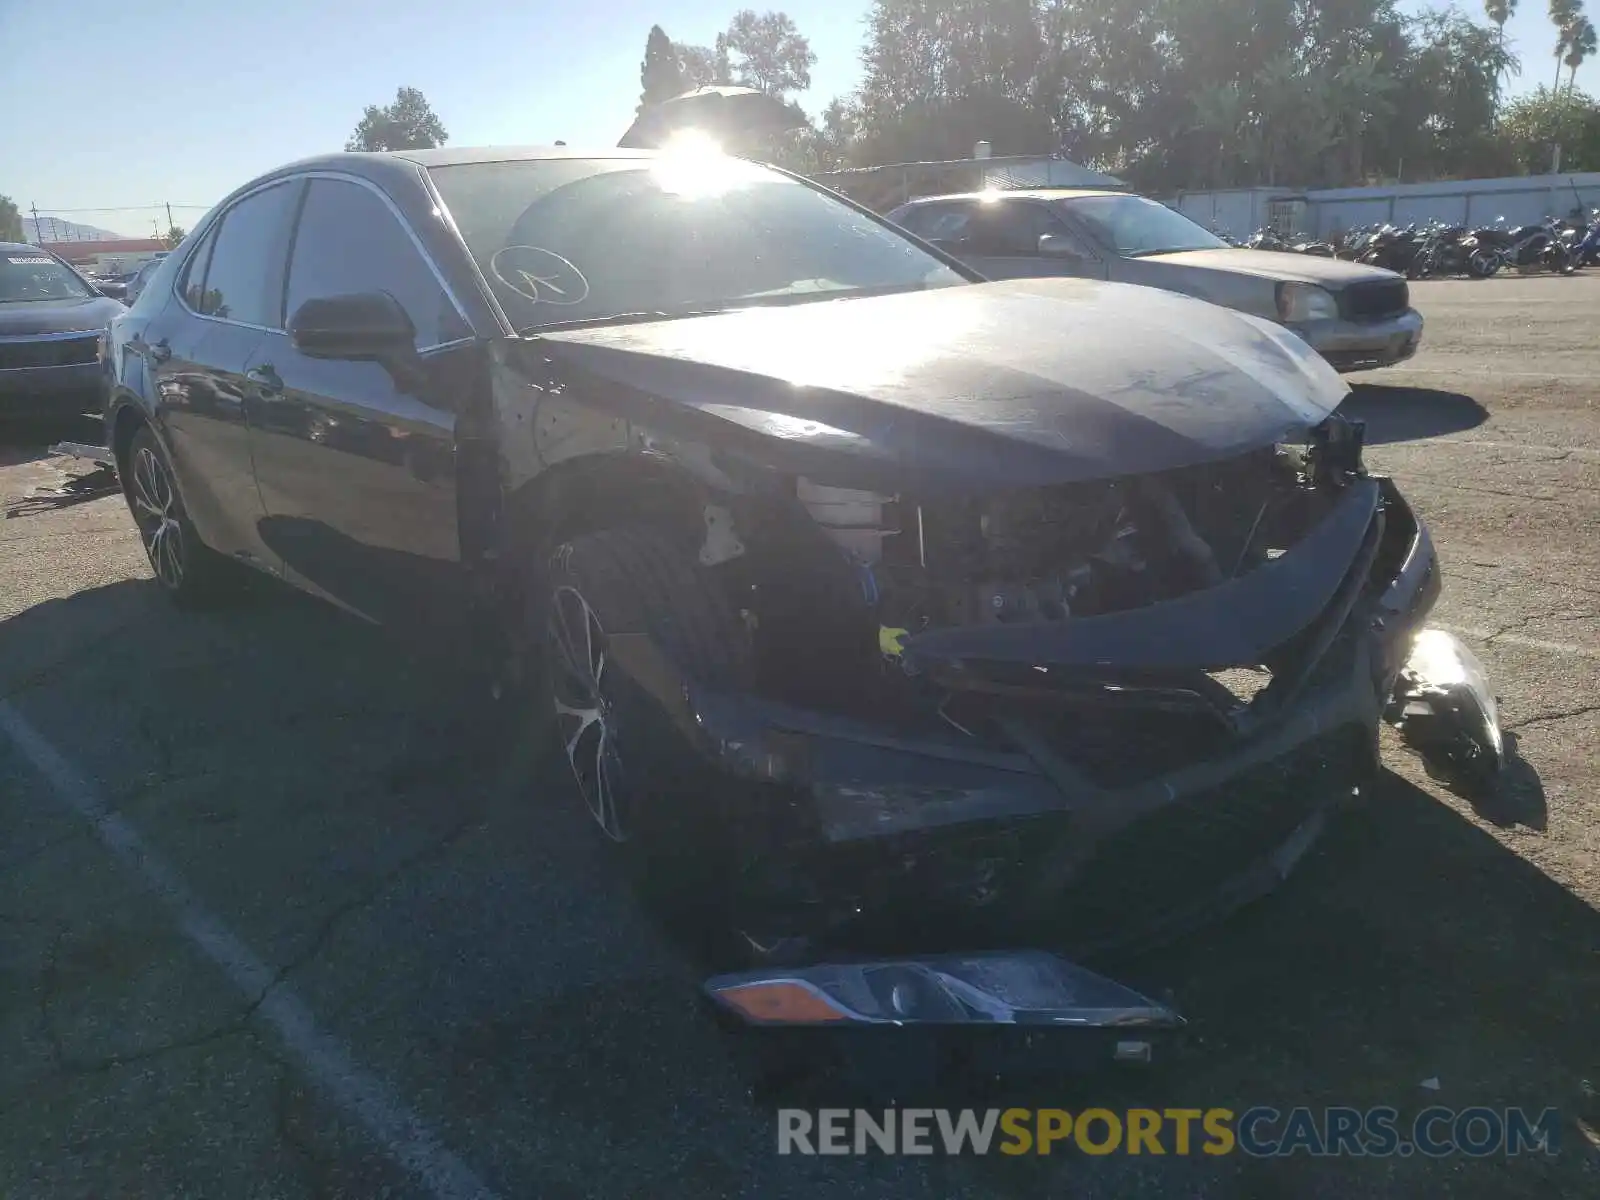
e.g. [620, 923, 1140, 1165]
[2, 0, 1593, 236]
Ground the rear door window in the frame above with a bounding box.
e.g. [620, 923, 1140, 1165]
[196, 182, 298, 327]
[179, 230, 217, 313]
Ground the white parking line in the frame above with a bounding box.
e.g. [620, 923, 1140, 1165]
[1378, 367, 1598, 382]
[1440, 625, 1600, 661]
[1426, 438, 1600, 460]
[0, 699, 500, 1200]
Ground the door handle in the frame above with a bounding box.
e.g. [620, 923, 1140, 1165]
[246, 364, 283, 394]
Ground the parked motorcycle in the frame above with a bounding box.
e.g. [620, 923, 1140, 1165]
[1348, 223, 1425, 274]
[1568, 208, 1600, 267]
[1409, 222, 1511, 278]
[1472, 216, 1577, 275]
[1241, 228, 1334, 255]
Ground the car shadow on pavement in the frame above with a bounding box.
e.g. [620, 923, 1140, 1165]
[1458, 730, 1548, 832]
[1339, 384, 1489, 445]
[0, 442, 56, 470]
[3, 573, 1595, 1196]
[1092, 758, 1599, 1164]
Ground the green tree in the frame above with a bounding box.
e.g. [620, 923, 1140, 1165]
[638, 25, 685, 113]
[1499, 84, 1600, 166]
[1565, 15, 1597, 90]
[806, 0, 1526, 188]
[1549, 0, 1583, 89]
[815, 98, 861, 169]
[672, 41, 729, 88]
[1484, 0, 1519, 97]
[0, 195, 23, 242]
[722, 10, 817, 96]
[164, 225, 187, 248]
[345, 86, 448, 152]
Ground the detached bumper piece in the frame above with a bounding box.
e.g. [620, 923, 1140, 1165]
[1385, 629, 1505, 797]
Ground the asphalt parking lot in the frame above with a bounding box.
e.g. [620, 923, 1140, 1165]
[2, 274, 1597, 1198]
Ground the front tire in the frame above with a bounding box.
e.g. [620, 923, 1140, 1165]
[124, 426, 238, 607]
[540, 527, 753, 848]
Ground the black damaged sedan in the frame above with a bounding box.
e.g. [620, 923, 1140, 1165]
[103, 146, 1503, 1041]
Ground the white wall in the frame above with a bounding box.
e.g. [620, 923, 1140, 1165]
[1172, 189, 1291, 237]
[1171, 173, 1600, 239]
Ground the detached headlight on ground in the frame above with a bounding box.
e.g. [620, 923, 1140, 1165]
[705, 951, 1182, 1028]
[1277, 282, 1340, 323]
[1386, 629, 1506, 797]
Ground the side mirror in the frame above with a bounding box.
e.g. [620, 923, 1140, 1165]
[1037, 233, 1085, 260]
[288, 292, 415, 362]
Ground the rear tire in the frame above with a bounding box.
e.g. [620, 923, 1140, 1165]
[124, 426, 240, 607]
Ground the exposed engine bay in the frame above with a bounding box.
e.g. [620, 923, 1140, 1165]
[757, 419, 1369, 711]
[800, 441, 1337, 641]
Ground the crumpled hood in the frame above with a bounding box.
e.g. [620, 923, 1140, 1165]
[535, 277, 1350, 488]
[0, 295, 124, 337]
[1145, 247, 1403, 288]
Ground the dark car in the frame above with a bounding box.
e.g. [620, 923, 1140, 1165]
[887, 190, 1423, 372]
[123, 256, 168, 307]
[103, 146, 1501, 1039]
[88, 271, 130, 300]
[1, 243, 125, 420]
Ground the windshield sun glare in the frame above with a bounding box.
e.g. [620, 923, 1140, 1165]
[429, 156, 967, 331]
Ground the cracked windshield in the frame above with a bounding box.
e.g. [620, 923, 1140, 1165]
[1, 0, 1596, 1197]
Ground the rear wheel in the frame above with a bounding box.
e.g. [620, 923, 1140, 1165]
[124, 426, 239, 607]
[1466, 248, 1499, 278]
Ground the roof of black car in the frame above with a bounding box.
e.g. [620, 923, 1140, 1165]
[389, 145, 660, 167]
[265, 146, 659, 177]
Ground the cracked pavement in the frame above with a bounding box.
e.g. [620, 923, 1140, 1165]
[1, 274, 1597, 1198]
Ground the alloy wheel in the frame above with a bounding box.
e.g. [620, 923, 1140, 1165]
[548, 583, 629, 842]
[131, 445, 185, 589]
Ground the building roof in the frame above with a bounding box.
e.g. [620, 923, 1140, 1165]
[38, 238, 167, 261]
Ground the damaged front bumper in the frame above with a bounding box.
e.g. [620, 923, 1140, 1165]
[628, 477, 1497, 1037]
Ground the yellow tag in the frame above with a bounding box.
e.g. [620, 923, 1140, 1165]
[879, 626, 909, 658]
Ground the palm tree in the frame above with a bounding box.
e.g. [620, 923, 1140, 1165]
[1550, 0, 1583, 89]
[1486, 0, 1517, 97]
[1565, 15, 1598, 92]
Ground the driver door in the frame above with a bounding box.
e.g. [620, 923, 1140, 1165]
[244, 175, 475, 630]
